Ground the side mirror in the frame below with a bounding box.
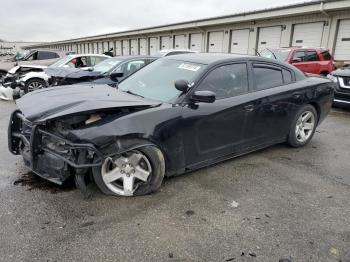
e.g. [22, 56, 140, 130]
[175, 79, 189, 92]
[291, 57, 302, 63]
[190, 90, 216, 103]
[110, 72, 123, 82]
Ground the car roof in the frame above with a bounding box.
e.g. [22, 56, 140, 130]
[67, 54, 110, 58]
[272, 47, 329, 51]
[163, 53, 256, 64]
[108, 55, 159, 61]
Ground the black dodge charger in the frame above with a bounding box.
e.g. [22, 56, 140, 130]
[8, 53, 334, 197]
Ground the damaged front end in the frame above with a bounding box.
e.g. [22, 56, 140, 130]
[8, 110, 104, 185]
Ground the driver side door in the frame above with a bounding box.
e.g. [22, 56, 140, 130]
[181, 62, 251, 168]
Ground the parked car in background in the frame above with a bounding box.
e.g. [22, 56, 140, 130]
[8, 53, 334, 197]
[154, 49, 197, 57]
[48, 56, 157, 87]
[0, 49, 66, 79]
[327, 65, 350, 106]
[260, 47, 335, 75]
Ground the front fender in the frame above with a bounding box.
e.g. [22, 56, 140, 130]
[21, 71, 48, 82]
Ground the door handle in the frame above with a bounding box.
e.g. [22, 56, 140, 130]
[244, 104, 255, 112]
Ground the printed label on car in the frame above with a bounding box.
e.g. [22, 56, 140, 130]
[178, 63, 201, 71]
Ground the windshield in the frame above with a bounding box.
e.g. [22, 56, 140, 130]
[93, 58, 122, 74]
[260, 49, 291, 61]
[118, 59, 206, 102]
[14, 50, 29, 61]
[49, 56, 74, 68]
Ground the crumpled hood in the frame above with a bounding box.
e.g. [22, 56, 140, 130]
[16, 84, 160, 123]
[332, 67, 350, 77]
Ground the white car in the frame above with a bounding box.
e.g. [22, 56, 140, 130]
[16, 54, 109, 93]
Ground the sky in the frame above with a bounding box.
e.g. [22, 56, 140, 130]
[0, 0, 315, 42]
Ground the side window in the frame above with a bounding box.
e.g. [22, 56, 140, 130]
[293, 50, 306, 62]
[26, 51, 38, 61]
[115, 60, 146, 76]
[197, 63, 248, 100]
[253, 65, 284, 90]
[75, 57, 88, 68]
[282, 69, 293, 84]
[37, 51, 58, 60]
[321, 50, 332, 61]
[304, 51, 319, 62]
[90, 56, 107, 66]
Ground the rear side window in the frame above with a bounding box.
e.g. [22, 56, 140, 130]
[37, 51, 59, 60]
[304, 51, 319, 62]
[90, 56, 107, 66]
[282, 69, 293, 84]
[253, 65, 284, 91]
[321, 50, 332, 61]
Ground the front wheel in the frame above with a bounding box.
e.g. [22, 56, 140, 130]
[24, 79, 47, 93]
[287, 105, 318, 148]
[92, 146, 165, 196]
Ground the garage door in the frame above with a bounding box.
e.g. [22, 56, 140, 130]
[115, 41, 122, 56]
[174, 35, 186, 49]
[189, 33, 203, 52]
[139, 38, 147, 55]
[208, 31, 224, 53]
[292, 22, 324, 47]
[334, 19, 350, 60]
[122, 40, 130, 55]
[230, 29, 250, 54]
[161, 36, 171, 50]
[258, 26, 282, 51]
[130, 39, 138, 55]
[149, 37, 159, 55]
[93, 43, 98, 54]
[109, 41, 114, 54]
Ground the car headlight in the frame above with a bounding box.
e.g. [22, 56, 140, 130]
[327, 74, 338, 83]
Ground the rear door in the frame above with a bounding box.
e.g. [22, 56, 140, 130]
[243, 62, 298, 147]
[182, 62, 250, 166]
[291, 49, 321, 74]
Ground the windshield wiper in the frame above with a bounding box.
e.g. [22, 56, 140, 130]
[124, 90, 144, 98]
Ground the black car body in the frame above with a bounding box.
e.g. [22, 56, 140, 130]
[328, 67, 350, 106]
[8, 54, 334, 196]
[47, 56, 157, 87]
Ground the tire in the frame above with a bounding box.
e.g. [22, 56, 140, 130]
[92, 145, 165, 196]
[287, 104, 318, 148]
[24, 78, 47, 93]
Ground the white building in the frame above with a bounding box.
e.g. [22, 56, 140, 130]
[24, 0, 350, 61]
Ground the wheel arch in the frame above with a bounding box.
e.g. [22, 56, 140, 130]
[307, 102, 321, 124]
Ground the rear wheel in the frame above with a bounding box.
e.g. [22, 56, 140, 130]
[92, 146, 165, 196]
[287, 105, 317, 147]
[24, 78, 47, 93]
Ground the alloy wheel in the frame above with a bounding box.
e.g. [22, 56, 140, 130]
[101, 150, 152, 196]
[28, 81, 44, 92]
[295, 111, 315, 143]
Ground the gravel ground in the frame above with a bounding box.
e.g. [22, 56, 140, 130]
[0, 100, 349, 262]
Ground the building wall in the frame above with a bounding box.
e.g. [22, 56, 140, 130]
[24, 1, 350, 61]
[0, 41, 42, 54]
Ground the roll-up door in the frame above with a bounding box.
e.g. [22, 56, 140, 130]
[122, 40, 130, 55]
[161, 36, 171, 50]
[115, 41, 122, 56]
[230, 29, 250, 54]
[258, 26, 282, 51]
[189, 33, 203, 52]
[149, 37, 159, 55]
[334, 19, 350, 60]
[174, 35, 186, 49]
[208, 31, 224, 53]
[130, 39, 138, 55]
[292, 22, 324, 47]
[139, 38, 147, 55]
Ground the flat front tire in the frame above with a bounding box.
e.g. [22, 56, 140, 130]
[92, 146, 165, 196]
[287, 105, 318, 148]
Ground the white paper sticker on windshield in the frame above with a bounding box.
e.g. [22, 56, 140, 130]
[178, 63, 201, 71]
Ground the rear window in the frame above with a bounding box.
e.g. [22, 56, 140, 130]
[321, 50, 332, 61]
[253, 65, 284, 91]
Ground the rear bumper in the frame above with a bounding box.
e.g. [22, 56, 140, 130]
[8, 111, 104, 184]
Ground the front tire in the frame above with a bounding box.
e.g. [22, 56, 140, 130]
[92, 146, 165, 196]
[24, 78, 47, 93]
[287, 105, 317, 148]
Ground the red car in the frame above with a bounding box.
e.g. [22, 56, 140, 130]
[260, 47, 335, 75]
